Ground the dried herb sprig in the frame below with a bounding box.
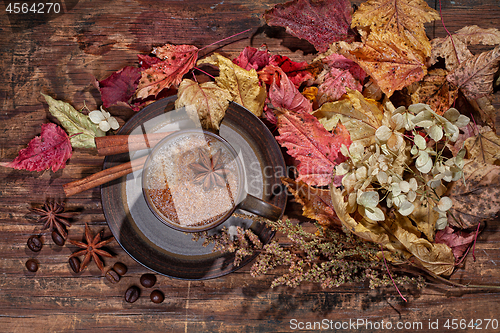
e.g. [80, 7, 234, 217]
[194, 213, 425, 290]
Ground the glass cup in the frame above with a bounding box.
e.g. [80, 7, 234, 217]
[142, 129, 282, 232]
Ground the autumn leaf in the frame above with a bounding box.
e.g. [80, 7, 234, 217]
[391, 221, 455, 276]
[351, 0, 439, 57]
[197, 53, 266, 117]
[464, 128, 500, 165]
[320, 53, 366, 82]
[408, 68, 458, 115]
[435, 226, 476, 262]
[339, 30, 427, 97]
[446, 46, 500, 100]
[269, 54, 316, 88]
[430, 37, 471, 72]
[275, 109, 351, 186]
[446, 160, 500, 229]
[174, 79, 232, 131]
[282, 177, 341, 228]
[233, 46, 270, 71]
[1, 123, 72, 172]
[431, 25, 500, 71]
[95, 66, 142, 109]
[263, 0, 355, 53]
[136, 44, 199, 99]
[330, 187, 455, 275]
[265, 65, 312, 114]
[316, 66, 363, 105]
[313, 89, 383, 146]
[42, 93, 105, 149]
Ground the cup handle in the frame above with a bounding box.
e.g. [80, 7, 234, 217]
[237, 194, 283, 221]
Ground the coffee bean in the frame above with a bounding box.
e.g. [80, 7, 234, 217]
[150, 290, 165, 304]
[113, 262, 128, 276]
[27, 235, 43, 252]
[140, 273, 156, 288]
[25, 259, 38, 272]
[51, 230, 65, 246]
[105, 269, 120, 284]
[69, 256, 81, 273]
[125, 286, 140, 303]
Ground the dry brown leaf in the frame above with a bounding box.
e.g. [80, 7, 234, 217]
[281, 177, 341, 228]
[339, 31, 427, 97]
[430, 26, 500, 71]
[197, 53, 266, 117]
[430, 36, 473, 71]
[351, 0, 439, 57]
[313, 89, 383, 146]
[464, 129, 500, 165]
[446, 160, 500, 229]
[409, 68, 459, 115]
[453, 25, 500, 47]
[174, 79, 232, 131]
[446, 45, 500, 100]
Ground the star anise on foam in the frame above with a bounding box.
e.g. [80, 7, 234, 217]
[68, 223, 114, 274]
[30, 201, 77, 240]
[188, 149, 230, 191]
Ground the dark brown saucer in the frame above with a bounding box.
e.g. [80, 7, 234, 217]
[101, 96, 287, 280]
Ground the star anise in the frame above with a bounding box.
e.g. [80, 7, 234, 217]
[188, 149, 230, 191]
[30, 200, 76, 240]
[68, 223, 114, 274]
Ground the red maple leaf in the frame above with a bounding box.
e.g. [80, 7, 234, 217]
[317, 67, 363, 104]
[321, 53, 366, 82]
[269, 54, 315, 87]
[135, 44, 199, 99]
[233, 46, 270, 71]
[264, 0, 355, 53]
[95, 66, 142, 109]
[1, 123, 72, 172]
[267, 65, 312, 114]
[275, 109, 351, 186]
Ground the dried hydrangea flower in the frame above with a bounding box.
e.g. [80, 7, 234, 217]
[357, 191, 385, 221]
[375, 113, 405, 151]
[89, 106, 120, 132]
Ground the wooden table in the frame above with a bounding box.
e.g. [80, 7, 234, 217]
[1, 0, 500, 332]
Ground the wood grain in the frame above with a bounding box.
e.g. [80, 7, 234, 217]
[1, 0, 500, 332]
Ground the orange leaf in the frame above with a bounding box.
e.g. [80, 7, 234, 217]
[281, 177, 341, 228]
[340, 31, 427, 97]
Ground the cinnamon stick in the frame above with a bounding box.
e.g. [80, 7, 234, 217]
[63, 155, 148, 197]
[95, 132, 172, 156]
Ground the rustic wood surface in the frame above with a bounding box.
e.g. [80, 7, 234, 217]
[1, 0, 500, 332]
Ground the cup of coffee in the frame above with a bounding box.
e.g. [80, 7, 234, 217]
[142, 129, 283, 232]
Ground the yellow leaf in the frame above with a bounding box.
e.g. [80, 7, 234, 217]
[197, 53, 266, 117]
[392, 224, 455, 276]
[174, 79, 232, 131]
[331, 186, 455, 275]
[352, 0, 439, 57]
[313, 90, 383, 146]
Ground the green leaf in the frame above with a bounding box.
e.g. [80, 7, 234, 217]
[42, 93, 105, 148]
